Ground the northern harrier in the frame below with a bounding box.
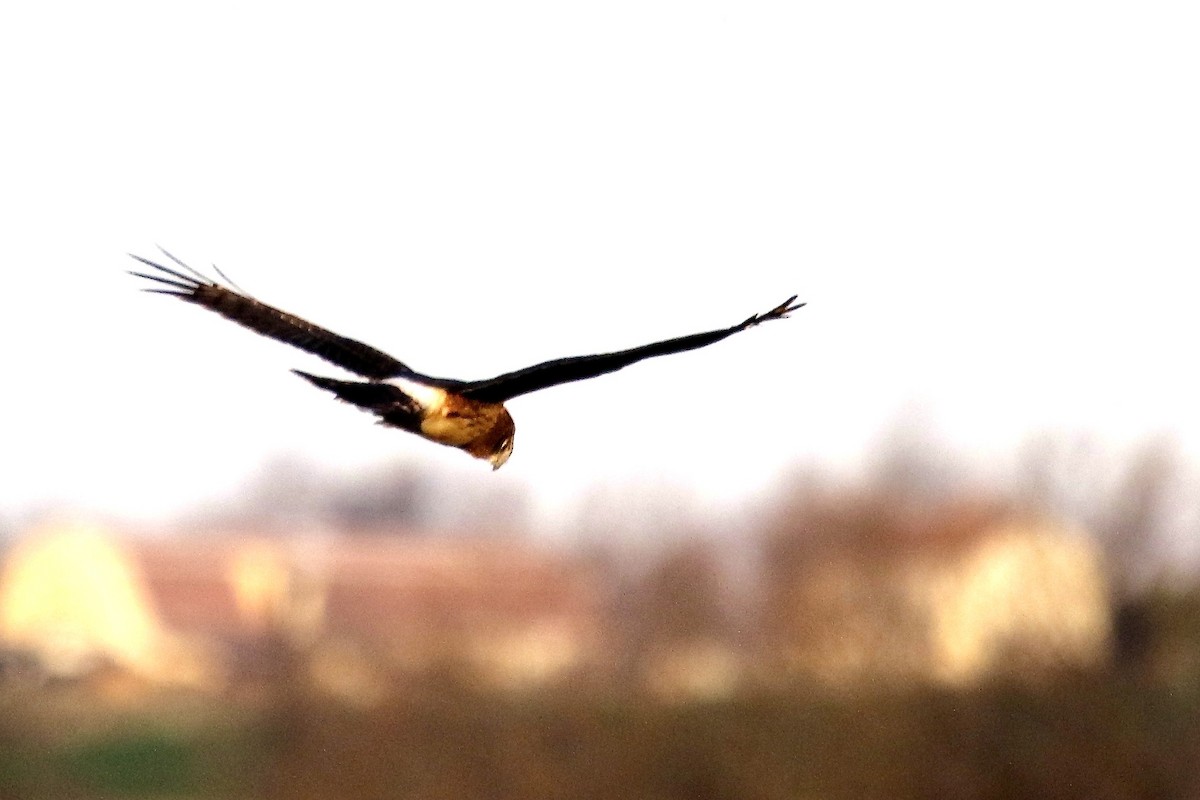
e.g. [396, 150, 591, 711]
[130, 250, 804, 469]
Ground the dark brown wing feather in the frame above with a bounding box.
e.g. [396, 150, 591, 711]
[129, 250, 412, 380]
[458, 296, 804, 403]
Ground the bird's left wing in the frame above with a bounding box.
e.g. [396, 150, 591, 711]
[129, 250, 415, 380]
[458, 295, 804, 403]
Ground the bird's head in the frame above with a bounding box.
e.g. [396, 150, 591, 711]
[489, 435, 515, 470]
[487, 409, 516, 470]
[466, 408, 516, 471]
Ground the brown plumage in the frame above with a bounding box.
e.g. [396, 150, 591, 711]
[130, 248, 803, 469]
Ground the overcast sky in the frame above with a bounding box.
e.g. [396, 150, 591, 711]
[1, 1, 1197, 527]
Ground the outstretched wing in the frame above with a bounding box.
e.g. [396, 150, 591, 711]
[458, 296, 805, 403]
[129, 249, 413, 380]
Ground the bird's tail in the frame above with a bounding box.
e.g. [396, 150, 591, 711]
[292, 370, 422, 432]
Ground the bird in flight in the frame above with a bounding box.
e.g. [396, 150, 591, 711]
[130, 249, 804, 470]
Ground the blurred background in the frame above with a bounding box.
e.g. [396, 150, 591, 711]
[2, 1, 1199, 798]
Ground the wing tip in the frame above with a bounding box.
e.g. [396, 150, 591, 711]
[127, 269, 194, 291]
[742, 295, 806, 328]
[782, 296, 806, 315]
[291, 369, 337, 392]
[291, 368, 319, 383]
[140, 288, 191, 297]
[128, 252, 207, 289]
[774, 294, 805, 316]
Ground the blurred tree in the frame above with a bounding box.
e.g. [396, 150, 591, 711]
[757, 484, 934, 684]
[631, 540, 730, 647]
[1020, 433, 1189, 591]
[609, 537, 738, 696]
[867, 405, 973, 499]
[1094, 438, 1185, 589]
[206, 455, 528, 534]
[1113, 584, 1200, 686]
[321, 461, 432, 531]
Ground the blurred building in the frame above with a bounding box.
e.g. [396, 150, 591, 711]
[0, 519, 217, 689]
[0, 520, 604, 702]
[764, 499, 1113, 688]
[0, 504, 1116, 701]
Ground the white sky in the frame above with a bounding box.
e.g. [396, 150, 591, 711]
[1, 1, 1198, 527]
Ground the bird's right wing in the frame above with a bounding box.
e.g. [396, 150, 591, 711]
[457, 295, 804, 403]
[129, 249, 413, 380]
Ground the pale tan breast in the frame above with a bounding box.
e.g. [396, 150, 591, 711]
[417, 394, 506, 447]
[386, 377, 506, 449]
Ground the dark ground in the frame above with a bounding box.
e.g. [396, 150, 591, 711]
[2, 673, 1197, 800]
